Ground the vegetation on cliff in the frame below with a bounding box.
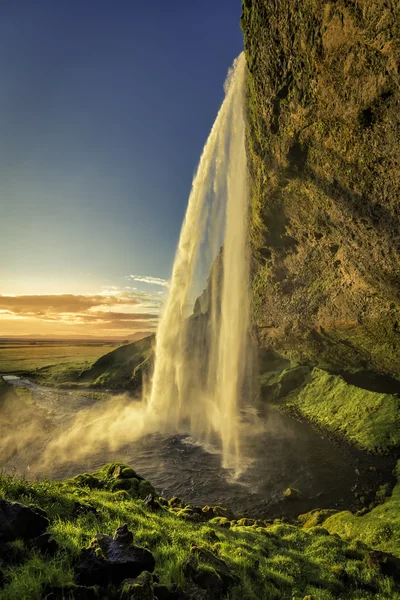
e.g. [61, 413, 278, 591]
[241, 0, 400, 379]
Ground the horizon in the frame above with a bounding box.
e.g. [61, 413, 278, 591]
[1, 0, 243, 339]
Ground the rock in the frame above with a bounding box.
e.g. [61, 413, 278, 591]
[236, 518, 255, 527]
[115, 524, 134, 545]
[367, 550, 400, 581]
[168, 497, 185, 508]
[75, 524, 155, 587]
[143, 494, 162, 511]
[184, 545, 239, 595]
[29, 532, 59, 556]
[242, 0, 400, 379]
[73, 502, 99, 517]
[283, 488, 304, 501]
[201, 505, 234, 520]
[154, 584, 189, 600]
[121, 571, 154, 599]
[73, 474, 102, 490]
[0, 500, 48, 542]
[191, 567, 223, 596]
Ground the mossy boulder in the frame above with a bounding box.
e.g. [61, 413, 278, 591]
[283, 488, 305, 501]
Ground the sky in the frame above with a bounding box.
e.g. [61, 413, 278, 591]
[0, 0, 243, 339]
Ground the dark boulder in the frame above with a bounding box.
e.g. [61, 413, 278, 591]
[121, 571, 154, 599]
[75, 524, 155, 587]
[0, 500, 48, 542]
[143, 494, 162, 511]
[183, 545, 238, 596]
[367, 550, 400, 581]
[29, 532, 59, 556]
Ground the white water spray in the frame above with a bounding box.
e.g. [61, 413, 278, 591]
[147, 53, 250, 471]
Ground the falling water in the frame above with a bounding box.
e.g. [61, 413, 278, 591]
[147, 53, 249, 472]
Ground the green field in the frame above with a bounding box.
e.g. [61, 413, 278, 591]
[0, 343, 119, 374]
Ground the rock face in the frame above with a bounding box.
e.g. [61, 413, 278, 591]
[241, 0, 400, 378]
[0, 500, 48, 542]
[75, 524, 155, 587]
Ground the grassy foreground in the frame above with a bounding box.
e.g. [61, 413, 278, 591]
[0, 463, 400, 599]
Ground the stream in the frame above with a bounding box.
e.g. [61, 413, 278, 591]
[1, 375, 390, 519]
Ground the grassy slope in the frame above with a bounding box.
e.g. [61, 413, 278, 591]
[271, 367, 400, 454]
[23, 336, 154, 391]
[1, 464, 400, 600]
[299, 461, 400, 560]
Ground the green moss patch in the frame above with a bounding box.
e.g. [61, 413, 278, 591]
[276, 368, 400, 453]
[320, 461, 400, 559]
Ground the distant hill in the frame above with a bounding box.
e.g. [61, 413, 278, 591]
[77, 335, 155, 391]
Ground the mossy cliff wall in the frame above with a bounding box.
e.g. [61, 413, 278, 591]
[241, 0, 400, 377]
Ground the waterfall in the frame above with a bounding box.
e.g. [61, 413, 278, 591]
[147, 53, 249, 472]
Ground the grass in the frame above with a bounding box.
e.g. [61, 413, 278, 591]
[0, 464, 399, 599]
[275, 368, 400, 454]
[0, 343, 119, 375]
[320, 461, 400, 559]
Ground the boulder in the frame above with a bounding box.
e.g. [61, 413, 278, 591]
[29, 533, 59, 556]
[121, 571, 154, 599]
[283, 488, 304, 501]
[0, 500, 48, 542]
[75, 524, 155, 587]
[183, 545, 238, 595]
[367, 550, 400, 581]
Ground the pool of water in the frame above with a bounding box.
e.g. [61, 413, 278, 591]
[0, 375, 388, 518]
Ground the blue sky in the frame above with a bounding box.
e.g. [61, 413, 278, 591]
[0, 0, 243, 337]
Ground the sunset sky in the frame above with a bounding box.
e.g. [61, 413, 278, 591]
[1, 0, 243, 339]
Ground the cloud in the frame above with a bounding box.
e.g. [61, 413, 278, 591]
[127, 275, 169, 287]
[0, 292, 161, 338]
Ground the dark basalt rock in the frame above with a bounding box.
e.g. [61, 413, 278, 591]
[183, 545, 238, 597]
[367, 550, 400, 581]
[143, 494, 162, 511]
[121, 571, 154, 599]
[0, 500, 48, 542]
[75, 524, 155, 587]
[28, 532, 59, 556]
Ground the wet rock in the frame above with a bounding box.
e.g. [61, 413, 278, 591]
[283, 488, 304, 501]
[0, 500, 48, 542]
[75, 524, 155, 587]
[168, 497, 185, 508]
[236, 518, 255, 527]
[29, 532, 59, 556]
[201, 505, 234, 520]
[121, 571, 154, 599]
[143, 494, 162, 511]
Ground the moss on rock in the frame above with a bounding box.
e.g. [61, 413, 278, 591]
[242, 0, 400, 379]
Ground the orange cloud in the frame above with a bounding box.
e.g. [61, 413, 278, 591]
[0, 292, 160, 339]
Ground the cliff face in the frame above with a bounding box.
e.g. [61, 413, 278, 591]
[241, 0, 400, 378]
